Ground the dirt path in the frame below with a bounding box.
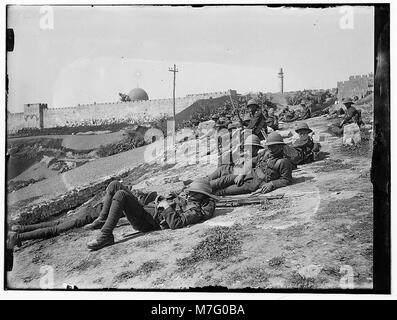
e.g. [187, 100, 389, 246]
[7, 115, 373, 290]
[7, 141, 150, 206]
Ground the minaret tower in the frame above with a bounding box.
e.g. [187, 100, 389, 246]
[278, 67, 284, 93]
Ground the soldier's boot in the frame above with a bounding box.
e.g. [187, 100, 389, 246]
[7, 231, 22, 249]
[11, 224, 23, 232]
[87, 232, 114, 251]
[83, 218, 106, 230]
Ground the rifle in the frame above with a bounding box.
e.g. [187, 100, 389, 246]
[229, 94, 245, 128]
[217, 194, 284, 207]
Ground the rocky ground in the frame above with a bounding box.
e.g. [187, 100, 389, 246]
[6, 114, 373, 290]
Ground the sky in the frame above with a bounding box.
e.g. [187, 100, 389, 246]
[6, 5, 374, 113]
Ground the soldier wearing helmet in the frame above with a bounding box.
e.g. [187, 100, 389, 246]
[300, 100, 312, 120]
[290, 122, 321, 164]
[266, 107, 279, 131]
[209, 132, 293, 196]
[85, 179, 217, 250]
[245, 98, 268, 140]
[339, 97, 364, 127]
[207, 134, 265, 186]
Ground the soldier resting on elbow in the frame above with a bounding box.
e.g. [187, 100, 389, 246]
[207, 134, 264, 183]
[209, 132, 293, 196]
[290, 122, 321, 164]
[85, 179, 217, 251]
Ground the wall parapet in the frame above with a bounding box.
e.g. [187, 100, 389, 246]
[7, 89, 236, 132]
[337, 74, 374, 100]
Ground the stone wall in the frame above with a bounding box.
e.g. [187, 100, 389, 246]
[6, 112, 25, 132]
[337, 74, 374, 100]
[7, 91, 233, 133]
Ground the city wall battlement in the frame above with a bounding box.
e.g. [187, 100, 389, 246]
[337, 73, 374, 100]
[7, 90, 235, 133]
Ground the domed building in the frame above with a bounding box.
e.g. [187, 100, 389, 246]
[128, 87, 149, 101]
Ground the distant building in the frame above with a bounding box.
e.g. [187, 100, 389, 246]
[337, 73, 374, 101]
[7, 89, 237, 133]
[128, 87, 149, 101]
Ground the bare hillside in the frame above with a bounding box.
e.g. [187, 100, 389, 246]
[7, 115, 373, 290]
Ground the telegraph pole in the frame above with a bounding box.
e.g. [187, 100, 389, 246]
[168, 64, 178, 146]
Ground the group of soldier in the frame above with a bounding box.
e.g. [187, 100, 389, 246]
[6, 96, 363, 255]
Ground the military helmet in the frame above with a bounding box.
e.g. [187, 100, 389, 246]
[300, 100, 307, 105]
[244, 134, 264, 148]
[144, 191, 158, 205]
[228, 122, 239, 130]
[265, 132, 285, 146]
[247, 99, 260, 108]
[343, 97, 355, 105]
[295, 122, 313, 133]
[186, 179, 219, 200]
[215, 117, 227, 128]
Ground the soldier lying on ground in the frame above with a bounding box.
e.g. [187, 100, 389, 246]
[290, 122, 321, 165]
[266, 108, 279, 131]
[300, 100, 312, 120]
[208, 134, 264, 183]
[6, 190, 158, 248]
[85, 179, 217, 251]
[208, 132, 293, 196]
[283, 109, 300, 122]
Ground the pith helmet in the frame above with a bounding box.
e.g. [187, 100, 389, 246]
[186, 179, 219, 200]
[244, 134, 264, 148]
[300, 100, 307, 105]
[295, 122, 313, 133]
[247, 99, 260, 108]
[343, 97, 355, 105]
[265, 132, 285, 146]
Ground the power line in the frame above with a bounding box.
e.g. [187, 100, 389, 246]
[168, 64, 178, 146]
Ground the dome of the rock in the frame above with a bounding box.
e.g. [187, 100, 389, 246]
[128, 88, 149, 101]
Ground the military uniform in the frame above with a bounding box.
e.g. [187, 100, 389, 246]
[301, 106, 311, 120]
[340, 98, 364, 127]
[284, 110, 298, 122]
[341, 105, 364, 126]
[157, 194, 215, 229]
[208, 134, 263, 183]
[99, 181, 216, 233]
[266, 115, 279, 131]
[11, 205, 100, 242]
[246, 109, 268, 140]
[290, 122, 321, 165]
[291, 136, 320, 164]
[210, 150, 293, 196]
[86, 179, 217, 250]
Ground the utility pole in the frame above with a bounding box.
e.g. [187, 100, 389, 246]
[278, 67, 284, 93]
[168, 64, 178, 146]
